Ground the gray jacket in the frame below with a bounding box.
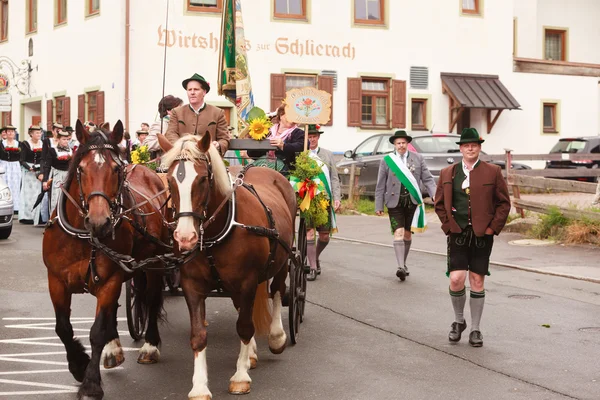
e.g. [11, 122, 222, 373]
[375, 151, 436, 212]
[314, 147, 341, 202]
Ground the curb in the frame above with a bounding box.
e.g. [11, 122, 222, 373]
[333, 236, 600, 284]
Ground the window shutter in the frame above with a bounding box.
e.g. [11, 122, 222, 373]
[63, 97, 71, 127]
[97, 91, 105, 125]
[318, 75, 334, 126]
[78, 94, 85, 123]
[270, 74, 286, 112]
[347, 78, 361, 127]
[392, 80, 406, 129]
[46, 99, 53, 131]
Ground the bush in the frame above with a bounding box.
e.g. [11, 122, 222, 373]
[530, 207, 569, 240]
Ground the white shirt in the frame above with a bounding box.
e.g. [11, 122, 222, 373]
[189, 102, 206, 115]
[461, 159, 480, 190]
[395, 151, 408, 164]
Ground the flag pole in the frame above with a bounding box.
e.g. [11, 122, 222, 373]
[159, 0, 170, 134]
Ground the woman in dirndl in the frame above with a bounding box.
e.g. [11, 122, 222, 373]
[42, 130, 72, 217]
[0, 125, 22, 213]
[19, 126, 44, 225]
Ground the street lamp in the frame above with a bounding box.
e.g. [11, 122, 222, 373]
[0, 56, 33, 96]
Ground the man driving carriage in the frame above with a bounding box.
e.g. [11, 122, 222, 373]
[165, 73, 231, 155]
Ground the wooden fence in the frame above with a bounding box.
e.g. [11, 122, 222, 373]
[480, 151, 600, 221]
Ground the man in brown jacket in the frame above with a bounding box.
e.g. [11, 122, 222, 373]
[165, 73, 230, 155]
[434, 128, 510, 348]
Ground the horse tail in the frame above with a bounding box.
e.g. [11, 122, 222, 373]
[252, 281, 272, 337]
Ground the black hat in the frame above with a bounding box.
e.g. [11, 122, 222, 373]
[64, 126, 74, 132]
[307, 124, 324, 135]
[182, 73, 210, 93]
[388, 130, 413, 144]
[456, 128, 485, 145]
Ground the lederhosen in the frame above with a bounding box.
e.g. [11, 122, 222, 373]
[446, 163, 494, 276]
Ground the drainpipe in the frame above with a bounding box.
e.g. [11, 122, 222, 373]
[125, 0, 131, 133]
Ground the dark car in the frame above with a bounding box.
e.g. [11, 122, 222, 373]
[337, 132, 531, 197]
[545, 137, 600, 182]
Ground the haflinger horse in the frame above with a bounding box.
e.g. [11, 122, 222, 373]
[43, 120, 170, 399]
[158, 133, 297, 399]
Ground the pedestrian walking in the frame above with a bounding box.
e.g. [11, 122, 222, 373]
[42, 130, 73, 216]
[304, 124, 341, 281]
[0, 125, 22, 213]
[165, 73, 230, 155]
[434, 128, 511, 347]
[375, 130, 437, 281]
[19, 125, 44, 225]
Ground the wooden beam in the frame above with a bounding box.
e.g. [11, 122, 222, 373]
[508, 174, 597, 194]
[486, 109, 503, 133]
[512, 169, 600, 178]
[450, 106, 464, 133]
[514, 57, 600, 77]
[479, 153, 600, 162]
[513, 199, 600, 221]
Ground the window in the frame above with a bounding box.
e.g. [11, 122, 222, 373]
[543, 103, 557, 133]
[56, 0, 67, 25]
[274, 0, 306, 19]
[188, 0, 223, 13]
[87, 92, 98, 124]
[377, 138, 395, 155]
[361, 79, 388, 127]
[411, 98, 427, 130]
[461, 0, 480, 15]
[544, 29, 567, 61]
[1, 0, 8, 42]
[354, 0, 384, 25]
[27, 0, 37, 34]
[285, 74, 317, 92]
[354, 135, 380, 156]
[87, 0, 99, 16]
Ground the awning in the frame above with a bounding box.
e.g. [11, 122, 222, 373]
[441, 72, 521, 133]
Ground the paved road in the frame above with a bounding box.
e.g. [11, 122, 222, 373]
[0, 222, 599, 399]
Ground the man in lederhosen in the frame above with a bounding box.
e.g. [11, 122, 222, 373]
[434, 128, 510, 347]
[165, 73, 230, 156]
[375, 130, 437, 281]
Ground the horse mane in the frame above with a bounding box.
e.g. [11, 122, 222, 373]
[161, 135, 231, 196]
[64, 129, 116, 189]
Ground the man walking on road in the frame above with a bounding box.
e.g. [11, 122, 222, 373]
[434, 128, 511, 347]
[375, 130, 437, 281]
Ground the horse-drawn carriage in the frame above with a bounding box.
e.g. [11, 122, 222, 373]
[42, 121, 310, 399]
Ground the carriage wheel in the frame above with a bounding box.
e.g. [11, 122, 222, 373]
[125, 276, 147, 341]
[289, 218, 308, 345]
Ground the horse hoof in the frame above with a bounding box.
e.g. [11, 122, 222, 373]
[203, 319, 209, 327]
[103, 353, 125, 369]
[228, 381, 251, 395]
[250, 357, 257, 369]
[137, 352, 159, 364]
[269, 340, 287, 355]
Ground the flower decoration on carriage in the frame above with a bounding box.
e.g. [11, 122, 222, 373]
[131, 145, 157, 171]
[239, 106, 273, 141]
[289, 151, 330, 228]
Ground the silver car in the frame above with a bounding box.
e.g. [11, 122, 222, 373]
[0, 166, 14, 239]
[337, 131, 531, 197]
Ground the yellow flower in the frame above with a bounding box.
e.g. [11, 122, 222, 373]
[319, 198, 330, 210]
[248, 117, 272, 141]
[131, 151, 140, 164]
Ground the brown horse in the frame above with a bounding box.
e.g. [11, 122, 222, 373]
[159, 133, 297, 399]
[43, 120, 170, 399]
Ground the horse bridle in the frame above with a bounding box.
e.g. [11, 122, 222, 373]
[171, 152, 214, 224]
[75, 135, 126, 218]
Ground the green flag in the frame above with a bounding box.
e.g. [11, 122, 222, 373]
[218, 0, 235, 104]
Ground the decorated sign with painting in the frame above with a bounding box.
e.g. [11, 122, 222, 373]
[284, 87, 332, 125]
[0, 74, 9, 94]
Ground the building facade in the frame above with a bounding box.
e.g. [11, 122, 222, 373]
[1, 0, 599, 155]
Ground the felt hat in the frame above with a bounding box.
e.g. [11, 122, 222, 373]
[182, 73, 210, 93]
[307, 124, 324, 135]
[136, 129, 149, 136]
[57, 130, 70, 137]
[1, 124, 16, 133]
[456, 127, 485, 145]
[28, 125, 42, 131]
[52, 123, 64, 130]
[388, 130, 413, 144]
[64, 126, 74, 132]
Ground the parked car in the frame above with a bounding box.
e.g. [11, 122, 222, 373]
[0, 166, 14, 240]
[545, 137, 600, 182]
[337, 132, 531, 197]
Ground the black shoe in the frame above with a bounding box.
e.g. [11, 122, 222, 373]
[404, 265, 410, 276]
[316, 260, 321, 275]
[469, 330, 483, 347]
[396, 267, 407, 281]
[448, 321, 467, 342]
[307, 269, 317, 281]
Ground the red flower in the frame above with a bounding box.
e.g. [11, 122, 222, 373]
[303, 98, 313, 106]
[57, 155, 71, 161]
[33, 148, 43, 153]
[5, 147, 20, 153]
[315, 124, 321, 130]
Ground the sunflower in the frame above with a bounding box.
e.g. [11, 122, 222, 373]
[247, 117, 272, 141]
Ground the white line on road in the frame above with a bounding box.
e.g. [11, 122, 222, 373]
[0, 369, 68, 376]
[0, 378, 78, 395]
